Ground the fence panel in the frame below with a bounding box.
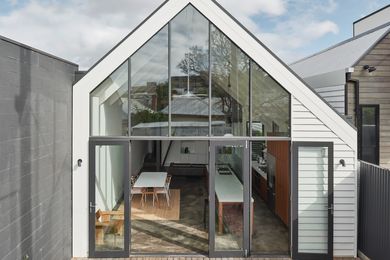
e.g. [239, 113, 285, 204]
[358, 161, 390, 260]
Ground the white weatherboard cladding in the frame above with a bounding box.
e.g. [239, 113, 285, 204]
[292, 97, 357, 257]
[72, 0, 358, 257]
[314, 85, 345, 115]
[298, 146, 329, 254]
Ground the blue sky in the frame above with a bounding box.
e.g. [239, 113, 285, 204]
[0, 0, 388, 69]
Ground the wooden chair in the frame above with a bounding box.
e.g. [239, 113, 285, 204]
[141, 187, 158, 207]
[155, 175, 172, 207]
[130, 176, 143, 200]
[95, 209, 123, 246]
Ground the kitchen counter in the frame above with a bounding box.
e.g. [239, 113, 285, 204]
[252, 161, 267, 180]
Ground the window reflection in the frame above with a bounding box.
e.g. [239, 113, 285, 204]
[252, 62, 290, 136]
[211, 25, 250, 136]
[90, 6, 291, 138]
[170, 5, 209, 136]
[130, 26, 169, 136]
[90, 61, 129, 136]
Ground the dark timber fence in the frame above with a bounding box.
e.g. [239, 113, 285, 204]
[358, 161, 390, 260]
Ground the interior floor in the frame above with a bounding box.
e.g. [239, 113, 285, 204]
[252, 193, 289, 253]
[131, 176, 208, 254]
[130, 176, 289, 254]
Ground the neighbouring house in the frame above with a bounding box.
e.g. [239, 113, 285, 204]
[0, 36, 78, 259]
[290, 5, 390, 168]
[72, 0, 358, 259]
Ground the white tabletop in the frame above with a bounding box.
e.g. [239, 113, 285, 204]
[133, 172, 167, 188]
[215, 166, 244, 203]
[252, 161, 268, 180]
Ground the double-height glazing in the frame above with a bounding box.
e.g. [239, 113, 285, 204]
[88, 4, 297, 258]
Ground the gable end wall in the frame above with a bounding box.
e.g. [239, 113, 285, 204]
[292, 97, 357, 257]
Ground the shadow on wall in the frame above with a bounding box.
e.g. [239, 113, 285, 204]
[14, 47, 33, 260]
[4, 47, 73, 259]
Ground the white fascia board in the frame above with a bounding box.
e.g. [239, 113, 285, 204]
[194, 0, 356, 150]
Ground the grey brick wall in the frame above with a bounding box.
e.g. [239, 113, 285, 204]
[0, 37, 78, 260]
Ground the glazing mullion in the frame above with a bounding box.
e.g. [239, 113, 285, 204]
[128, 58, 131, 136]
[249, 60, 252, 137]
[168, 22, 172, 137]
[209, 22, 212, 137]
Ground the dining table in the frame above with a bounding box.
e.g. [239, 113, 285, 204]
[133, 172, 168, 206]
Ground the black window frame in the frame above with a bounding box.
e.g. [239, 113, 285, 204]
[358, 104, 380, 165]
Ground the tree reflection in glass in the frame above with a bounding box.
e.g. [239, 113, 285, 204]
[211, 25, 250, 136]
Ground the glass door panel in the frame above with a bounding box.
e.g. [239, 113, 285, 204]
[209, 140, 250, 257]
[89, 140, 130, 258]
[292, 142, 333, 260]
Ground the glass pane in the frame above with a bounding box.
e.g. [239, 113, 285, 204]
[91, 62, 129, 136]
[94, 144, 125, 251]
[251, 140, 289, 253]
[130, 140, 209, 254]
[211, 25, 250, 136]
[252, 62, 290, 136]
[130, 26, 169, 136]
[361, 106, 378, 164]
[298, 146, 328, 254]
[214, 144, 244, 250]
[170, 5, 209, 136]
[362, 107, 375, 125]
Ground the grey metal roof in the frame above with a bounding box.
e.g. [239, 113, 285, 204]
[290, 23, 390, 78]
[161, 95, 225, 116]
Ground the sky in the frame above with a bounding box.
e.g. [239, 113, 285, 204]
[0, 0, 388, 70]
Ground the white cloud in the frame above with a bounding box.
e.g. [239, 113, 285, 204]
[217, 0, 340, 63]
[0, 0, 162, 69]
[0, 0, 339, 68]
[218, 0, 286, 17]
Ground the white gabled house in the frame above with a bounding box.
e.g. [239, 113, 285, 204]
[72, 0, 358, 259]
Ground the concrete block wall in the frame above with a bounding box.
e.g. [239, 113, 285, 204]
[0, 36, 78, 260]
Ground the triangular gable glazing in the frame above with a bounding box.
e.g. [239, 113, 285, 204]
[90, 4, 290, 138]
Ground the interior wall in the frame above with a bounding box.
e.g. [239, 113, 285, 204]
[100, 101, 123, 136]
[162, 140, 208, 166]
[131, 140, 149, 175]
[95, 145, 124, 211]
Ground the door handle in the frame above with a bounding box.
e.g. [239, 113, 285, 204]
[89, 202, 96, 213]
[328, 204, 334, 215]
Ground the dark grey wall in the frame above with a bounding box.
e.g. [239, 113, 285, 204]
[0, 37, 78, 260]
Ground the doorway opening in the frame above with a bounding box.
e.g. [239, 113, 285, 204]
[130, 140, 209, 254]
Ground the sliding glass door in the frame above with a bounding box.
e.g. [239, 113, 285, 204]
[89, 140, 130, 258]
[209, 140, 250, 257]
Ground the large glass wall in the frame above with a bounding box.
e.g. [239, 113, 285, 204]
[89, 5, 290, 139]
[170, 5, 209, 136]
[251, 140, 289, 254]
[90, 61, 129, 136]
[252, 62, 290, 136]
[130, 26, 169, 136]
[211, 25, 250, 137]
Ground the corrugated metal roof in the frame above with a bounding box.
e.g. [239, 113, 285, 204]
[290, 24, 390, 78]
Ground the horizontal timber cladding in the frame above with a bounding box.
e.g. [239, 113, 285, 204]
[291, 97, 357, 257]
[352, 32, 390, 168]
[312, 85, 346, 115]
